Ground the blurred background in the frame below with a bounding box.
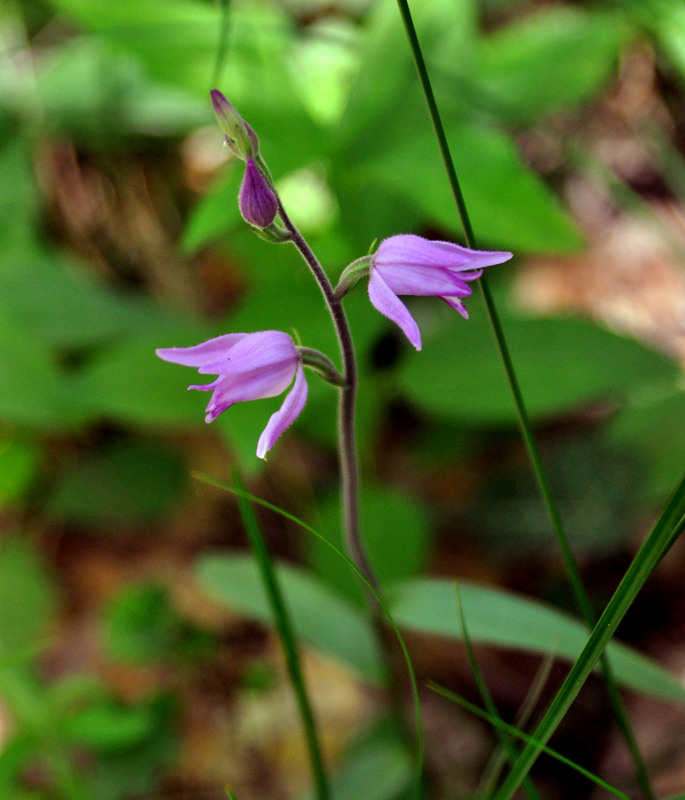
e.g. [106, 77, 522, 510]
[1, 0, 685, 798]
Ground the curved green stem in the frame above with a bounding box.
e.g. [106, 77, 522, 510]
[394, 1, 655, 796]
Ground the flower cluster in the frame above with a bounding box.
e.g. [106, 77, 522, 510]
[156, 91, 513, 458]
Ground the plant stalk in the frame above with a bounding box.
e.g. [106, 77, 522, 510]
[394, 0, 656, 795]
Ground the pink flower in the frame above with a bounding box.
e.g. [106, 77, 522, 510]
[156, 331, 307, 459]
[369, 234, 513, 350]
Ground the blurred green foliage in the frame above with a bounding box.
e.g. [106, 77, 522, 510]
[1, 0, 685, 796]
[0, 538, 178, 799]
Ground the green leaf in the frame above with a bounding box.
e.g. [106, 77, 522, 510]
[195, 553, 383, 683]
[362, 124, 583, 254]
[104, 582, 212, 663]
[477, 8, 631, 122]
[0, 255, 183, 349]
[397, 309, 679, 425]
[75, 329, 212, 426]
[337, 0, 477, 151]
[622, 0, 685, 82]
[35, 38, 206, 141]
[608, 389, 685, 502]
[0, 438, 40, 505]
[328, 737, 412, 800]
[389, 577, 685, 704]
[48, 440, 187, 526]
[0, 538, 56, 656]
[0, 134, 38, 254]
[50, 0, 222, 94]
[63, 702, 155, 750]
[182, 168, 243, 253]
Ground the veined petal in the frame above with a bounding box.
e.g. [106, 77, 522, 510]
[256, 363, 308, 458]
[156, 334, 246, 368]
[376, 234, 512, 272]
[198, 330, 298, 376]
[375, 263, 475, 297]
[368, 269, 422, 350]
[200, 361, 298, 423]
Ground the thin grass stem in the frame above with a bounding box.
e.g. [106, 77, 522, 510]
[428, 682, 630, 800]
[196, 474, 425, 800]
[454, 583, 543, 800]
[393, 1, 656, 794]
[492, 471, 685, 800]
[232, 470, 330, 800]
[477, 652, 554, 798]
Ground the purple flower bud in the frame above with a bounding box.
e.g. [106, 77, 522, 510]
[210, 89, 258, 160]
[239, 158, 278, 229]
[368, 234, 513, 350]
[156, 331, 308, 459]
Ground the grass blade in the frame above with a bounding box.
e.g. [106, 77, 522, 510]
[232, 470, 330, 800]
[492, 472, 685, 800]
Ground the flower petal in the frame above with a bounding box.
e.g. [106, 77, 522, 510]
[376, 234, 512, 272]
[368, 269, 422, 350]
[197, 330, 297, 376]
[375, 263, 476, 297]
[442, 295, 470, 319]
[156, 334, 246, 368]
[256, 362, 308, 458]
[200, 362, 297, 423]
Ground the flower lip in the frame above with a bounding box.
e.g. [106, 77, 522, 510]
[156, 330, 308, 458]
[367, 234, 513, 350]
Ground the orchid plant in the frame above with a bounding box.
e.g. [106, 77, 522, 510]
[156, 88, 512, 798]
[157, 89, 511, 573]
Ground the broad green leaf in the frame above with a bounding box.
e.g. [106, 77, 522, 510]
[608, 389, 685, 502]
[50, 0, 222, 93]
[195, 553, 383, 683]
[327, 737, 412, 800]
[36, 38, 206, 140]
[0, 438, 40, 505]
[0, 255, 184, 349]
[47, 441, 186, 525]
[622, 0, 685, 81]
[397, 308, 679, 424]
[362, 125, 583, 253]
[477, 8, 631, 122]
[490, 473, 685, 798]
[305, 484, 431, 604]
[63, 703, 155, 750]
[74, 327, 213, 426]
[337, 0, 477, 150]
[196, 554, 685, 703]
[0, 133, 38, 253]
[389, 577, 685, 704]
[182, 168, 243, 253]
[0, 317, 86, 430]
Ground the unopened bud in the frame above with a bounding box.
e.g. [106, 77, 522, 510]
[210, 89, 258, 160]
[239, 158, 278, 229]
